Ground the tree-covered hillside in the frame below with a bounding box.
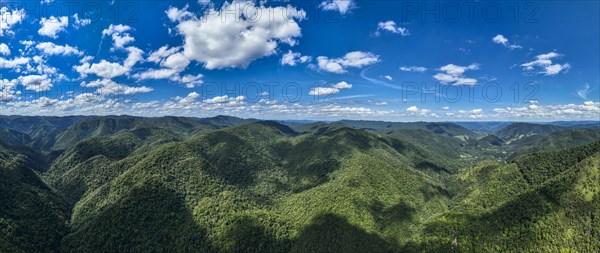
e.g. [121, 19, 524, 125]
[418, 141, 600, 252]
[0, 143, 69, 253]
[0, 116, 598, 252]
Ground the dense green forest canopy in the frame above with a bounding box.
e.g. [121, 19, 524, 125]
[1, 115, 599, 252]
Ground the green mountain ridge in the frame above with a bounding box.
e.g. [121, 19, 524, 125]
[1, 116, 599, 252]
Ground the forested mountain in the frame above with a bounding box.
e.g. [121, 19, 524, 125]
[0, 116, 599, 252]
[0, 142, 69, 253]
[419, 141, 600, 252]
[335, 120, 477, 140]
[494, 123, 565, 144]
[453, 121, 513, 133]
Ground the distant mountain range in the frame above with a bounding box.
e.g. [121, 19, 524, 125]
[1, 115, 599, 252]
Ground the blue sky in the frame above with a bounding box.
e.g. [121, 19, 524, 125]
[0, 0, 599, 121]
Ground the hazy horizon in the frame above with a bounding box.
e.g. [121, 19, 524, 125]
[1, 113, 599, 124]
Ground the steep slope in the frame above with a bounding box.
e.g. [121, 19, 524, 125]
[335, 120, 477, 140]
[45, 127, 183, 206]
[0, 116, 88, 150]
[26, 123, 64, 150]
[383, 129, 466, 161]
[0, 128, 31, 147]
[0, 144, 69, 253]
[495, 123, 564, 144]
[507, 128, 600, 159]
[0, 137, 48, 172]
[416, 140, 600, 252]
[477, 134, 505, 147]
[59, 123, 454, 252]
[0, 116, 87, 133]
[52, 116, 213, 150]
[1, 116, 598, 252]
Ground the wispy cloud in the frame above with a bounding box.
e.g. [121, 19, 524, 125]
[375, 21, 409, 36]
[576, 83, 591, 99]
[360, 67, 405, 90]
[492, 34, 521, 49]
[521, 52, 570, 76]
[399, 66, 427, 72]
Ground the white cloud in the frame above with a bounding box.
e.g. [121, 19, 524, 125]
[433, 64, 479, 86]
[320, 0, 355, 15]
[73, 44, 144, 79]
[0, 43, 10, 55]
[80, 55, 94, 63]
[81, 79, 153, 95]
[132, 101, 160, 109]
[492, 101, 600, 120]
[134, 68, 178, 80]
[38, 16, 69, 39]
[280, 50, 311, 66]
[72, 14, 91, 29]
[309, 81, 352, 96]
[492, 34, 521, 49]
[147, 45, 180, 63]
[384, 75, 392, 81]
[316, 51, 380, 73]
[178, 92, 200, 104]
[161, 52, 190, 72]
[521, 52, 570, 76]
[375, 21, 409, 36]
[135, 69, 203, 88]
[29, 56, 60, 76]
[173, 1, 306, 69]
[20, 40, 34, 49]
[399, 66, 427, 72]
[198, 0, 212, 6]
[0, 79, 18, 102]
[3, 91, 396, 119]
[4, 95, 132, 115]
[203, 95, 246, 104]
[123, 46, 144, 68]
[18, 75, 53, 91]
[406, 106, 419, 113]
[0, 7, 26, 36]
[455, 108, 485, 119]
[0, 56, 30, 69]
[315, 58, 344, 74]
[102, 24, 135, 48]
[166, 5, 194, 22]
[36, 42, 83, 56]
[139, 44, 202, 87]
[141, 45, 189, 79]
[177, 74, 204, 88]
[576, 83, 591, 100]
[333, 81, 352, 89]
[75, 60, 129, 79]
[309, 87, 340, 96]
[405, 105, 435, 116]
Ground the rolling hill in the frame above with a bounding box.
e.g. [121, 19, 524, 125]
[494, 123, 565, 144]
[335, 120, 477, 140]
[0, 116, 598, 252]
